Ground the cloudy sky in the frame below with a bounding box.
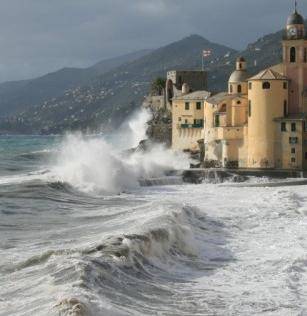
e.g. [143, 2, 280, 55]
[0, 0, 305, 82]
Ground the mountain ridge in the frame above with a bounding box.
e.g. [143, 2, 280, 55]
[0, 27, 292, 134]
[0, 49, 153, 117]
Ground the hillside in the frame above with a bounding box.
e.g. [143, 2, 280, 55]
[0, 49, 152, 117]
[0, 26, 289, 134]
[0, 35, 237, 134]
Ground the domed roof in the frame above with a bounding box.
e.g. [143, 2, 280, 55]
[229, 70, 249, 83]
[287, 11, 304, 25]
[236, 57, 246, 62]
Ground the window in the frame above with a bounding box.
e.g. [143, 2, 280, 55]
[291, 157, 296, 163]
[248, 100, 252, 117]
[291, 122, 296, 132]
[239, 63, 242, 69]
[305, 152, 307, 160]
[237, 100, 241, 105]
[196, 102, 202, 110]
[263, 82, 271, 89]
[185, 102, 190, 110]
[185, 119, 188, 124]
[230, 85, 233, 93]
[281, 122, 287, 131]
[291, 148, 296, 154]
[178, 117, 182, 122]
[303, 121, 306, 132]
[284, 100, 288, 117]
[215, 115, 220, 127]
[283, 82, 288, 89]
[249, 82, 252, 90]
[237, 85, 242, 93]
[290, 46, 297, 62]
[289, 137, 298, 144]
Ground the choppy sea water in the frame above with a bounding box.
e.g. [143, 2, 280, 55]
[1, 135, 307, 316]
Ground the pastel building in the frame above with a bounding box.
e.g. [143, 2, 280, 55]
[171, 7, 307, 170]
[172, 90, 210, 151]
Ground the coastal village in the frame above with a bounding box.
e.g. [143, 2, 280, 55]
[146, 6, 307, 171]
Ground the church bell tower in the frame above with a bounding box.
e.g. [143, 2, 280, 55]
[283, 1, 307, 114]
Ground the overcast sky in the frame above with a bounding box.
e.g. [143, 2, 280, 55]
[0, 0, 306, 82]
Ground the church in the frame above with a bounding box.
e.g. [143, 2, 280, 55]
[171, 5, 307, 170]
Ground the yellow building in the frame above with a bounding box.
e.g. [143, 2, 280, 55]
[172, 90, 210, 152]
[171, 6, 307, 170]
[203, 57, 249, 168]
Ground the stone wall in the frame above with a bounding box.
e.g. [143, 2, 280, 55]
[146, 108, 172, 147]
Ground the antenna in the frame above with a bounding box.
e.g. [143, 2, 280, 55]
[295, 0, 298, 12]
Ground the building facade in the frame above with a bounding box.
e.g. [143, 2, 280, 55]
[172, 90, 210, 151]
[171, 7, 307, 170]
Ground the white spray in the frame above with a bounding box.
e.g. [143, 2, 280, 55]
[51, 108, 189, 194]
[110, 108, 153, 150]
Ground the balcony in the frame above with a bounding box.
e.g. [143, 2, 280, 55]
[180, 123, 204, 129]
[193, 123, 204, 128]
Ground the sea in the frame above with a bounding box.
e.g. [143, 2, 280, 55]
[1, 110, 307, 316]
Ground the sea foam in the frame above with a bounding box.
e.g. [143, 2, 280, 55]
[50, 108, 189, 194]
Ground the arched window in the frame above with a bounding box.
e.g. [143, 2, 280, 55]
[290, 47, 296, 63]
[263, 82, 271, 90]
[230, 85, 233, 93]
[239, 63, 242, 69]
[249, 82, 252, 90]
[238, 84, 242, 93]
[248, 100, 251, 117]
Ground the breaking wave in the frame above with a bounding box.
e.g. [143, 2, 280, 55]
[2, 202, 229, 316]
[0, 108, 189, 194]
[48, 106, 189, 194]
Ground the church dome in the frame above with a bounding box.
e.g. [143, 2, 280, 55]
[229, 70, 249, 83]
[287, 11, 304, 25]
[236, 57, 246, 62]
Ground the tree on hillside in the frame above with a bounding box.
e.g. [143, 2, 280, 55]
[151, 77, 166, 96]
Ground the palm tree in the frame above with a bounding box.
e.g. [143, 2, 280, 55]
[151, 77, 166, 96]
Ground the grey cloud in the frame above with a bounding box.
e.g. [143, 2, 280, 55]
[0, 0, 304, 82]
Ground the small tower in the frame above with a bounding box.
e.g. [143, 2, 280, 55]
[283, 2, 307, 114]
[236, 57, 247, 71]
[228, 57, 249, 95]
[247, 69, 288, 168]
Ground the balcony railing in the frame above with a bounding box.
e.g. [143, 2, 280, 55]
[180, 123, 204, 129]
[193, 123, 204, 128]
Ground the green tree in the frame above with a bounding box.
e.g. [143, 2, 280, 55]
[151, 77, 166, 96]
